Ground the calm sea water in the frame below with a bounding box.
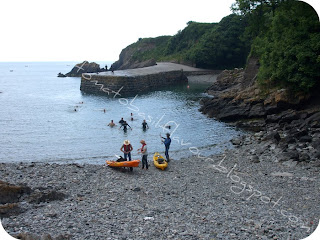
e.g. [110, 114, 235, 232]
[0, 62, 242, 164]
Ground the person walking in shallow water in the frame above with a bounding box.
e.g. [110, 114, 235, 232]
[138, 140, 148, 170]
[142, 120, 149, 131]
[161, 133, 171, 162]
[120, 121, 132, 132]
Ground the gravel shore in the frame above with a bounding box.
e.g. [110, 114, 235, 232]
[1, 134, 319, 240]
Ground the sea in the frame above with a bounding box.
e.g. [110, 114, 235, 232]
[0, 61, 243, 164]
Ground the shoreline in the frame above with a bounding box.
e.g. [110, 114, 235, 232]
[1, 134, 319, 240]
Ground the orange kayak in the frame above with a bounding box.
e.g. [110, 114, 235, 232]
[106, 159, 140, 167]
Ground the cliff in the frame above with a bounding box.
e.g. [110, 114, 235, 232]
[110, 37, 169, 70]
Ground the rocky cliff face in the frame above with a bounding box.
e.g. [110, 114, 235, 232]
[58, 61, 104, 77]
[110, 42, 157, 70]
[200, 57, 312, 123]
[200, 57, 320, 164]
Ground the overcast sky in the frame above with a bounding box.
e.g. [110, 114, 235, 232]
[0, 0, 319, 62]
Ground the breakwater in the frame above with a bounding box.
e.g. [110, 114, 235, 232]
[80, 62, 218, 96]
[80, 70, 188, 96]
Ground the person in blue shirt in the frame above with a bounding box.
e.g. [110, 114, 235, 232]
[161, 133, 171, 162]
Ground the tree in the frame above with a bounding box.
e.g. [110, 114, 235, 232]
[254, 1, 320, 92]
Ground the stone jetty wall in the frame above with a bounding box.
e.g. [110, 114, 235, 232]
[80, 70, 188, 96]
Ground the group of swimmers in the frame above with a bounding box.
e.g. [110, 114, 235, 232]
[108, 115, 149, 131]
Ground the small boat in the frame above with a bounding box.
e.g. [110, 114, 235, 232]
[153, 152, 168, 170]
[106, 159, 140, 168]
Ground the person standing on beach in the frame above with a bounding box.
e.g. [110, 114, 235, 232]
[120, 140, 133, 171]
[138, 140, 148, 170]
[161, 133, 171, 162]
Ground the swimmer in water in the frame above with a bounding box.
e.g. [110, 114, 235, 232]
[108, 120, 116, 127]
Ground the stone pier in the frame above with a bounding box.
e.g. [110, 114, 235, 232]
[80, 62, 218, 96]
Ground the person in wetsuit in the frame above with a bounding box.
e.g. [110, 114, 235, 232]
[120, 121, 132, 131]
[161, 133, 171, 162]
[142, 120, 149, 130]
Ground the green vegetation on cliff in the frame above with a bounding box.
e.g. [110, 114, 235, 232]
[120, 17, 250, 70]
[114, 0, 319, 94]
[233, 0, 320, 93]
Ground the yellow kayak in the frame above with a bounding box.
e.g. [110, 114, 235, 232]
[153, 152, 168, 170]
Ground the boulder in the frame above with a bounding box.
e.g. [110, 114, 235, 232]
[57, 72, 66, 78]
[28, 190, 67, 204]
[15, 233, 71, 240]
[279, 150, 299, 162]
[263, 131, 281, 143]
[0, 203, 23, 218]
[0, 181, 31, 204]
[61, 61, 103, 77]
[299, 135, 312, 143]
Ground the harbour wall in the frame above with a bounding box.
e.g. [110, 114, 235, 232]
[80, 70, 189, 96]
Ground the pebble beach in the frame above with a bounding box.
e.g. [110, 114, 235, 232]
[1, 133, 319, 240]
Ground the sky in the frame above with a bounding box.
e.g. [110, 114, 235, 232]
[0, 0, 319, 62]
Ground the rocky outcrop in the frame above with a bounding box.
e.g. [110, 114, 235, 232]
[200, 57, 312, 123]
[58, 61, 104, 77]
[57, 72, 66, 78]
[201, 57, 320, 164]
[0, 180, 31, 204]
[0, 180, 66, 218]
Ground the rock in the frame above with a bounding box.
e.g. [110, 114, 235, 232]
[15, 233, 71, 240]
[0, 181, 31, 204]
[28, 190, 66, 204]
[250, 155, 260, 163]
[61, 61, 103, 77]
[132, 187, 141, 192]
[281, 160, 298, 168]
[15, 233, 41, 240]
[248, 103, 266, 118]
[299, 153, 311, 162]
[263, 131, 281, 143]
[57, 72, 66, 78]
[0, 203, 23, 218]
[231, 138, 242, 145]
[279, 150, 299, 162]
[311, 139, 320, 150]
[270, 172, 294, 177]
[299, 135, 312, 143]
